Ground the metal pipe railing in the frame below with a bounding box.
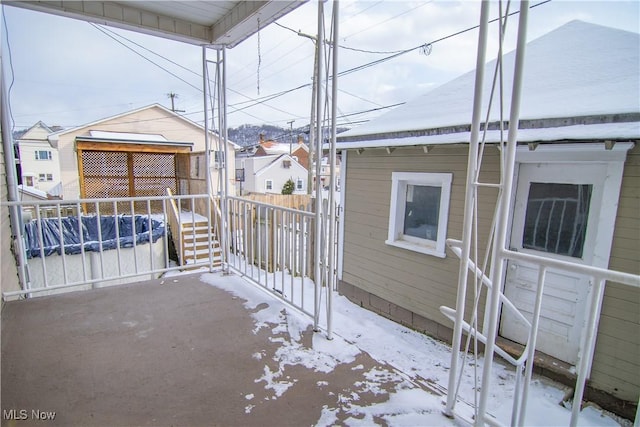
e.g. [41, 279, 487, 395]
[224, 195, 331, 328]
[1, 193, 219, 300]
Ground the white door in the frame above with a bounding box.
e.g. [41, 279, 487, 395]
[500, 162, 607, 364]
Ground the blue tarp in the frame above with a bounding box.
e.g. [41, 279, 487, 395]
[24, 215, 165, 258]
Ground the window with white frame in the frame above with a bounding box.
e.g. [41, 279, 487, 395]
[46, 174, 53, 181]
[265, 179, 273, 191]
[35, 150, 52, 160]
[296, 178, 304, 191]
[386, 172, 452, 257]
[39, 173, 46, 181]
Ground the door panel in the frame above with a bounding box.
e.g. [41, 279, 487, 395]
[500, 162, 606, 364]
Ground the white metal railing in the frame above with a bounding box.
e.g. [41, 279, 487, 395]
[225, 195, 337, 329]
[1, 194, 220, 300]
[444, 238, 640, 426]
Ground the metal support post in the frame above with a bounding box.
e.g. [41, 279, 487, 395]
[478, 2, 529, 425]
[326, 0, 339, 340]
[221, 47, 231, 274]
[313, 0, 325, 332]
[444, 0, 490, 416]
[202, 46, 214, 272]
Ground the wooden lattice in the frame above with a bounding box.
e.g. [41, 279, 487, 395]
[80, 151, 177, 214]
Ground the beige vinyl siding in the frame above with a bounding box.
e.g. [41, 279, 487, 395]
[342, 142, 639, 404]
[341, 145, 499, 328]
[591, 143, 640, 402]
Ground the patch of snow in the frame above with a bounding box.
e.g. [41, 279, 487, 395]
[199, 271, 630, 426]
[178, 210, 209, 223]
[89, 130, 167, 142]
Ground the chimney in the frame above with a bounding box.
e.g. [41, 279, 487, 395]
[259, 133, 265, 144]
[297, 135, 304, 145]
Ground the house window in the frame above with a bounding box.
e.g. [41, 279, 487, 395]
[386, 172, 452, 258]
[214, 151, 225, 168]
[46, 174, 53, 181]
[283, 160, 291, 168]
[265, 180, 273, 191]
[35, 150, 52, 160]
[522, 182, 592, 258]
[25, 176, 34, 186]
[296, 178, 304, 191]
[39, 173, 46, 181]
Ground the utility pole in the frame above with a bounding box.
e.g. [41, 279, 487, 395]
[287, 119, 295, 155]
[298, 31, 319, 195]
[167, 92, 185, 113]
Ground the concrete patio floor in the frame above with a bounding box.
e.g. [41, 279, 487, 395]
[1, 272, 443, 426]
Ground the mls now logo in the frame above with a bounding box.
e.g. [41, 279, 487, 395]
[3, 409, 56, 420]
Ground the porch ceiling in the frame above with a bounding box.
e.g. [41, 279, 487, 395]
[3, 1, 306, 47]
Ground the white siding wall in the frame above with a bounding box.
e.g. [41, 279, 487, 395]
[19, 141, 61, 192]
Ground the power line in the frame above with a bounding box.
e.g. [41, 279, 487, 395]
[275, 21, 409, 55]
[90, 23, 202, 92]
[92, 23, 301, 122]
[336, 0, 552, 78]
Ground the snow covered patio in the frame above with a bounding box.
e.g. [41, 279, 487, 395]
[1, 272, 626, 426]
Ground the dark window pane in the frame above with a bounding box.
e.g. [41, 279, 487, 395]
[522, 183, 592, 258]
[403, 184, 441, 241]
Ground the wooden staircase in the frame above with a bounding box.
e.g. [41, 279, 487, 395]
[181, 219, 222, 268]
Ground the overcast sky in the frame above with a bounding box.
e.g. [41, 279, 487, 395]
[1, 1, 638, 134]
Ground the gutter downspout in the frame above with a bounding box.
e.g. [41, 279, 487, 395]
[1, 38, 29, 293]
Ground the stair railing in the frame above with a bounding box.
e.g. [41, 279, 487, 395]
[165, 188, 183, 265]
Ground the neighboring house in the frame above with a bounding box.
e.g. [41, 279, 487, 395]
[237, 153, 307, 195]
[315, 155, 341, 190]
[335, 21, 639, 411]
[254, 134, 309, 170]
[16, 121, 62, 195]
[48, 104, 236, 201]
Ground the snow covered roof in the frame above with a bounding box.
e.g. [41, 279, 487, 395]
[89, 130, 167, 142]
[255, 154, 307, 176]
[258, 140, 309, 155]
[337, 21, 640, 148]
[18, 185, 48, 200]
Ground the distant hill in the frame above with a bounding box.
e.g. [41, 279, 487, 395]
[228, 124, 350, 147]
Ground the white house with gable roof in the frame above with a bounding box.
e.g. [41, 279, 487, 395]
[237, 153, 307, 195]
[17, 121, 62, 196]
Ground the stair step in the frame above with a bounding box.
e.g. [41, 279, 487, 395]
[182, 225, 212, 232]
[185, 247, 221, 256]
[183, 234, 216, 242]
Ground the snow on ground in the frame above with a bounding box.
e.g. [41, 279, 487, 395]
[178, 210, 209, 223]
[199, 270, 630, 427]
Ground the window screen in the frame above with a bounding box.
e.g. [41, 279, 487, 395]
[522, 183, 592, 258]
